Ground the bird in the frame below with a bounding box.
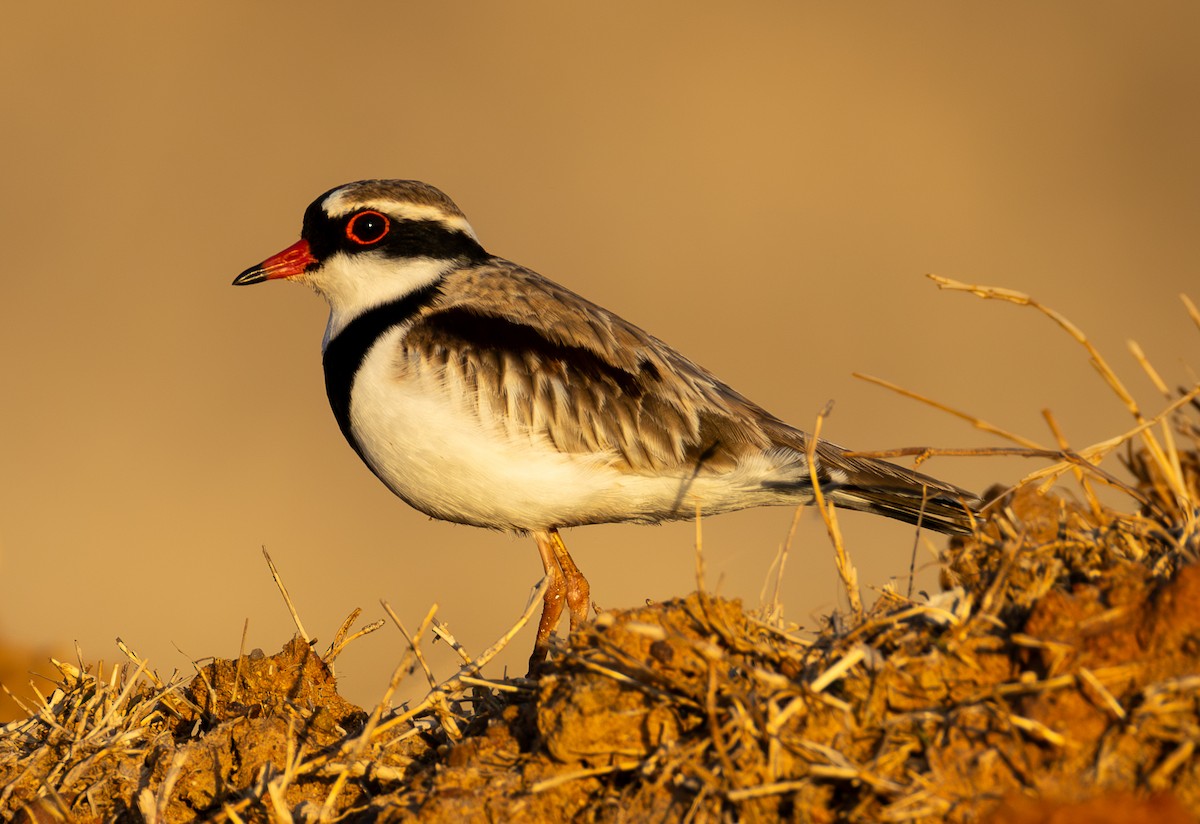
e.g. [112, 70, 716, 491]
[233, 179, 979, 672]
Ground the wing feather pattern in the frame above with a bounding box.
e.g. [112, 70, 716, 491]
[398, 259, 776, 476]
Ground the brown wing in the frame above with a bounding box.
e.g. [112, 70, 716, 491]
[398, 259, 788, 475]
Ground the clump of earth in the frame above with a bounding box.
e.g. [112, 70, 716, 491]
[3, 456, 1199, 822]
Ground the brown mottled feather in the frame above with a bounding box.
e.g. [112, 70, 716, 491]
[402, 259, 777, 474]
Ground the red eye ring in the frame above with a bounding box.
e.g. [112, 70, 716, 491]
[345, 210, 391, 245]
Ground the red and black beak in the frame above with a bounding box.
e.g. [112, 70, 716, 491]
[233, 239, 318, 286]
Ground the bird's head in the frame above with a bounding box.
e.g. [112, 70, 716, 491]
[234, 180, 486, 334]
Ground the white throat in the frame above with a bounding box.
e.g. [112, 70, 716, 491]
[303, 253, 454, 349]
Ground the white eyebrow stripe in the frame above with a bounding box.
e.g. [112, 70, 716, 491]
[321, 193, 478, 240]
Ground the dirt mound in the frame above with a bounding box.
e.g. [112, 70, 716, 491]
[3, 461, 1199, 821]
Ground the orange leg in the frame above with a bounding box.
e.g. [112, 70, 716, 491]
[549, 529, 591, 632]
[528, 528, 591, 673]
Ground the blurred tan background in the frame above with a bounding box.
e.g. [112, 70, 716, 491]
[2, 2, 1197, 712]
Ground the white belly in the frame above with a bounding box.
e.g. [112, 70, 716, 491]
[346, 328, 798, 531]
[346, 329, 639, 530]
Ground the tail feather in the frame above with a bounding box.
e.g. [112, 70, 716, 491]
[814, 442, 981, 536]
[827, 485, 978, 535]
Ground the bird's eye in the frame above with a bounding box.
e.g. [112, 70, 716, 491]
[345, 210, 391, 245]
